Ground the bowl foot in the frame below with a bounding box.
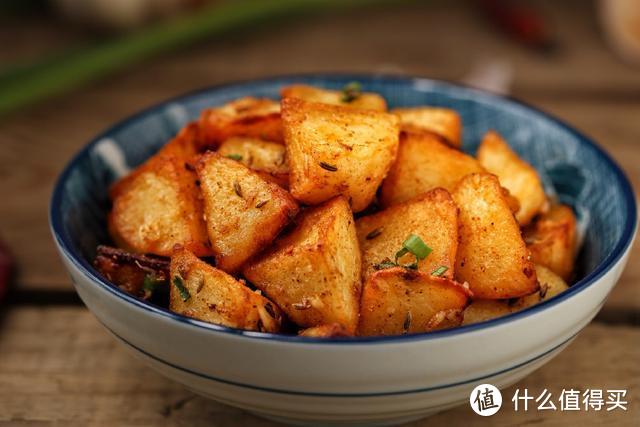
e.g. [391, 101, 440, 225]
[254, 411, 431, 426]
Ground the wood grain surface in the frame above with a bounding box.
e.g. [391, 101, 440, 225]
[0, 0, 638, 425]
[0, 307, 637, 426]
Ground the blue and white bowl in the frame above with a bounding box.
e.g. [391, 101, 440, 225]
[50, 75, 637, 426]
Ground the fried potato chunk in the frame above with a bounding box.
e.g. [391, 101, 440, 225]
[281, 97, 399, 212]
[155, 121, 205, 160]
[169, 247, 283, 332]
[358, 268, 470, 336]
[199, 97, 283, 146]
[196, 152, 299, 272]
[477, 131, 547, 226]
[356, 188, 458, 280]
[462, 264, 569, 325]
[392, 107, 462, 147]
[216, 136, 289, 188]
[524, 204, 577, 281]
[380, 131, 484, 207]
[108, 153, 211, 257]
[298, 323, 351, 338]
[453, 173, 538, 299]
[281, 84, 387, 111]
[243, 197, 361, 334]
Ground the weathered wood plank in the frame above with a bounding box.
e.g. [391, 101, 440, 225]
[0, 307, 637, 426]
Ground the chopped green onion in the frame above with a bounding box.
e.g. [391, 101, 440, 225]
[142, 274, 165, 299]
[173, 276, 191, 302]
[431, 266, 448, 277]
[402, 234, 432, 260]
[341, 81, 362, 103]
[394, 247, 408, 263]
[226, 153, 243, 161]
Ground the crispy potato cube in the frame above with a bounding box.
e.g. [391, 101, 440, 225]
[453, 173, 538, 299]
[392, 107, 462, 147]
[156, 121, 205, 159]
[196, 152, 299, 272]
[281, 84, 387, 111]
[108, 154, 211, 257]
[298, 323, 350, 338]
[356, 188, 458, 280]
[199, 97, 283, 146]
[524, 204, 577, 281]
[358, 268, 470, 336]
[462, 264, 569, 325]
[217, 136, 289, 188]
[477, 131, 547, 226]
[169, 247, 283, 332]
[281, 97, 399, 212]
[109, 122, 203, 199]
[380, 131, 484, 207]
[517, 264, 570, 308]
[243, 197, 361, 333]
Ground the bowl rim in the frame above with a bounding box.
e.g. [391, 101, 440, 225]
[50, 72, 638, 345]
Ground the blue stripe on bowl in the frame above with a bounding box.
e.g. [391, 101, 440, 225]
[103, 319, 578, 397]
[50, 73, 638, 344]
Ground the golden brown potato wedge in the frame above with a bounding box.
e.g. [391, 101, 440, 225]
[358, 268, 470, 336]
[524, 204, 577, 281]
[380, 131, 484, 207]
[169, 247, 283, 332]
[281, 84, 387, 111]
[392, 107, 462, 147]
[108, 154, 211, 257]
[477, 131, 547, 226]
[196, 152, 299, 273]
[298, 323, 351, 338]
[462, 264, 569, 325]
[199, 97, 283, 146]
[156, 121, 204, 159]
[281, 97, 399, 212]
[453, 173, 538, 299]
[356, 188, 458, 280]
[109, 121, 203, 200]
[243, 197, 361, 334]
[216, 136, 289, 188]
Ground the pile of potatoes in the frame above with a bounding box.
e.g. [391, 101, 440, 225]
[102, 83, 577, 337]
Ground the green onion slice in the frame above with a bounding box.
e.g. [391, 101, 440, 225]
[431, 266, 449, 277]
[402, 234, 432, 260]
[173, 276, 191, 302]
[341, 81, 362, 102]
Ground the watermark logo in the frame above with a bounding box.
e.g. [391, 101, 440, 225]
[470, 383, 502, 416]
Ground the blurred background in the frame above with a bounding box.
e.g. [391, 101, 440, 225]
[0, 0, 639, 425]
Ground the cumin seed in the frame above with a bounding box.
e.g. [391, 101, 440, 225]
[319, 161, 338, 172]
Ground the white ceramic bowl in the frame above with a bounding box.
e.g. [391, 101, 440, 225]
[50, 75, 637, 426]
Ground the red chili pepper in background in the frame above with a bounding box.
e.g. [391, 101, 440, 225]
[0, 238, 14, 302]
[478, 0, 558, 53]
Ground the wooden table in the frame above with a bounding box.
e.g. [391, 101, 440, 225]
[1, 1, 639, 425]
